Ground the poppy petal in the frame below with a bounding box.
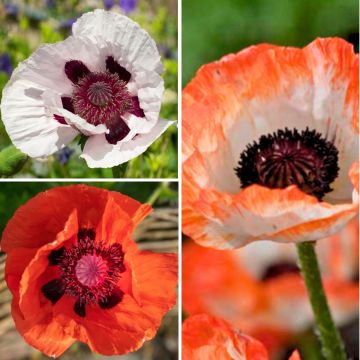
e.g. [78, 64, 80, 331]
[11, 299, 76, 358]
[129, 96, 145, 117]
[182, 38, 358, 248]
[1, 185, 146, 252]
[74, 299, 86, 317]
[48, 246, 66, 265]
[18, 210, 78, 318]
[105, 115, 131, 144]
[73, 10, 162, 75]
[183, 154, 358, 249]
[64, 60, 90, 84]
[127, 251, 178, 323]
[54, 114, 67, 124]
[56, 107, 108, 136]
[81, 119, 174, 168]
[61, 96, 75, 113]
[105, 56, 131, 83]
[4, 247, 38, 294]
[41, 279, 65, 304]
[182, 314, 269, 360]
[97, 195, 151, 248]
[55, 251, 178, 355]
[98, 287, 124, 309]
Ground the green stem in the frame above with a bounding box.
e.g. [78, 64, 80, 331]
[147, 182, 169, 205]
[112, 163, 127, 178]
[296, 242, 347, 360]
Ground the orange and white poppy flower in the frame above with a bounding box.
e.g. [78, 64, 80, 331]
[182, 219, 359, 355]
[182, 313, 301, 360]
[1, 185, 178, 357]
[182, 38, 358, 249]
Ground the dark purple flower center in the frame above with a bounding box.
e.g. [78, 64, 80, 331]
[54, 56, 145, 145]
[41, 228, 126, 317]
[72, 72, 132, 126]
[235, 128, 339, 200]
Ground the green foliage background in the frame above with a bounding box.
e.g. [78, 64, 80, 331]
[183, 0, 359, 86]
[0, 0, 178, 178]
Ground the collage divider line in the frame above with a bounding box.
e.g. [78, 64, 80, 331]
[177, 0, 182, 357]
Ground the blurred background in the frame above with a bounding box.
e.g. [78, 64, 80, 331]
[0, 0, 178, 178]
[183, 0, 359, 86]
[0, 181, 178, 360]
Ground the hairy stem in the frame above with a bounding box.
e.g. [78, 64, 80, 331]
[296, 242, 347, 360]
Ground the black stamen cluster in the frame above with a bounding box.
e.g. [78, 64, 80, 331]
[235, 128, 339, 200]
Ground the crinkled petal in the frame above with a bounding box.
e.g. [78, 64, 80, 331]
[0, 36, 105, 157]
[0, 80, 78, 157]
[72, 10, 164, 133]
[183, 38, 358, 249]
[7, 211, 78, 357]
[81, 119, 174, 168]
[57, 108, 108, 136]
[11, 300, 76, 358]
[1, 185, 146, 252]
[72, 10, 162, 75]
[182, 314, 269, 360]
[52, 250, 177, 356]
[18, 210, 78, 318]
[183, 150, 358, 248]
[96, 195, 151, 247]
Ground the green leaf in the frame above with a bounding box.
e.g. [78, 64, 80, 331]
[77, 134, 88, 151]
[0, 145, 28, 177]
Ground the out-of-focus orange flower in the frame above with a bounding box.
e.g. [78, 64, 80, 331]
[1, 185, 178, 357]
[182, 220, 358, 355]
[182, 38, 358, 249]
[182, 314, 301, 360]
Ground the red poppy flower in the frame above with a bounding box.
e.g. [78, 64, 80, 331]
[182, 219, 358, 355]
[182, 38, 358, 249]
[182, 314, 301, 360]
[1, 185, 178, 357]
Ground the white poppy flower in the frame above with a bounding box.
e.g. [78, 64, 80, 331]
[1, 10, 174, 168]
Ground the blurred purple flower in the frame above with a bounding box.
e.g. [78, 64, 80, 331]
[46, 0, 56, 8]
[55, 147, 73, 165]
[0, 53, 13, 76]
[104, 0, 114, 10]
[59, 18, 77, 30]
[5, 2, 19, 17]
[158, 45, 172, 59]
[119, 0, 137, 14]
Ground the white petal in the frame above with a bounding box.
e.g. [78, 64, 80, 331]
[7, 36, 103, 95]
[72, 10, 164, 135]
[72, 10, 162, 74]
[80, 119, 174, 168]
[1, 80, 78, 158]
[57, 108, 108, 136]
[0, 36, 107, 157]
